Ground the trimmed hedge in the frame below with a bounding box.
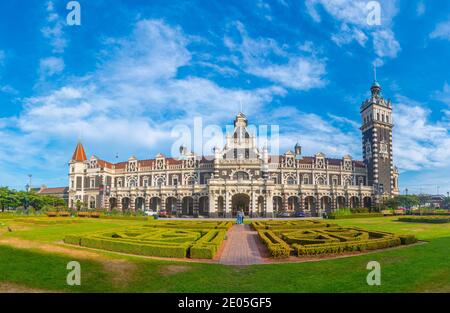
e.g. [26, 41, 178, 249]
[190, 229, 227, 259]
[64, 225, 228, 259]
[252, 220, 336, 231]
[146, 221, 232, 230]
[80, 236, 189, 258]
[254, 222, 417, 258]
[398, 216, 450, 224]
[328, 213, 384, 219]
[258, 230, 291, 258]
[292, 237, 401, 256]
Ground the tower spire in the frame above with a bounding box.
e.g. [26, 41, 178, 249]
[72, 141, 87, 162]
[373, 64, 377, 82]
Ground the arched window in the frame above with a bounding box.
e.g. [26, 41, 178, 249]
[286, 177, 295, 185]
[316, 177, 325, 185]
[186, 177, 195, 185]
[156, 177, 164, 187]
[303, 176, 309, 184]
[234, 171, 249, 181]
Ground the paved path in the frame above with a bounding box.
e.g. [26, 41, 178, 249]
[219, 224, 266, 266]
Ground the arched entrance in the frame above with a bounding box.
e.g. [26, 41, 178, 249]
[273, 196, 283, 214]
[288, 196, 300, 213]
[199, 196, 209, 216]
[121, 197, 130, 212]
[304, 196, 317, 216]
[363, 196, 372, 209]
[336, 196, 346, 209]
[150, 197, 161, 212]
[232, 194, 250, 217]
[320, 196, 332, 213]
[350, 196, 360, 208]
[135, 197, 145, 211]
[182, 197, 194, 215]
[165, 197, 177, 215]
[109, 197, 117, 211]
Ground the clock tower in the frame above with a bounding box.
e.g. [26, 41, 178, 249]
[360, 74, 398, 204]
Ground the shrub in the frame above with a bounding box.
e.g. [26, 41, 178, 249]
[399, 234, 418, 245]
[398, 216, 450, 224]
[292, 237, 402, 256]
[328, 213, 383, 219]
[64, 225, 227, 259]
[258, 230, 291, 258]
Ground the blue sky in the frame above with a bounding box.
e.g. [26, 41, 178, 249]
[1, 0, 450, 194]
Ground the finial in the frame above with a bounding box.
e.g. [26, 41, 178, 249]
[238, 94, 243, 113]
[373, 63, 377, 82]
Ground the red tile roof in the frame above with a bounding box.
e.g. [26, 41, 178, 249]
[72, 142, 87, 161]
[38, 187, 69, 194]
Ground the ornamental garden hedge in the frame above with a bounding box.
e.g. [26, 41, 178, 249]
[64, 220, 230, 259]
[252, 220, 417, 258]
[398, 216, 450, 224]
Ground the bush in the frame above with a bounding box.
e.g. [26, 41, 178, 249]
[64, 225, 227, 259]
[292, 237, 402, 256]
[190, 229, 226, 259]
[398, 216, 450, 224]
[258, 230, 291, 258]
[82, 237, 189, 258]
[328, 213, 384, 219]
[399, 234, 418, 245]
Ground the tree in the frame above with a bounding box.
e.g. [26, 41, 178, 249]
[395, 195, 420, 209]
[0, 187, 19, 211]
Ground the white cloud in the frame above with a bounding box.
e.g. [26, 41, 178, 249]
[39, 56, 65, 77]
[0, 19, 285, 178]
[430, 20, 450, 41]
[393, 96, 450, 171]
[41, 1, 67, 53]
[372, 29, 401, 59]
[0, 50, 5, 66]
[434, 82, 450, 105]
[416, 1, 426, 17]
[225, 22, 327, 90]
[305, 0, 401, 64]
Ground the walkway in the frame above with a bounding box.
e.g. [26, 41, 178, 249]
[219, 224, 266, 266]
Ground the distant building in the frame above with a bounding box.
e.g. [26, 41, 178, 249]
[419, 194, 445, 209]
[37, 185, 69, 204]
[67, 78, 399, 217]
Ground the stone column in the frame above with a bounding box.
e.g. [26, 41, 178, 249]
[225, 192, 231, 218]
[117, 196, 122, 211]
[193, 196, 199, 217]
[145, 197, 150, 211]
[161, 196, 166, 212]
[299, 193, 304, 212]
[283, 194, 289, 212]
[104, 197, 110, 211]
[250, 192, 256, 217]
[209, 194, 218, 218]
[265, 193, 274, 218]
[177, 197, 182, 216]
[130, 195, 136, 212]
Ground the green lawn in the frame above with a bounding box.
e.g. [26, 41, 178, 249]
[0, 216, 449, 292]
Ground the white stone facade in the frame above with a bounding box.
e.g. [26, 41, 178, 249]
[68, 110, 397, 218]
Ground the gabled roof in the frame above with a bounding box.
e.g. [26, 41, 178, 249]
[72, 142, 87, 161]
[38, 187, 69, 194]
